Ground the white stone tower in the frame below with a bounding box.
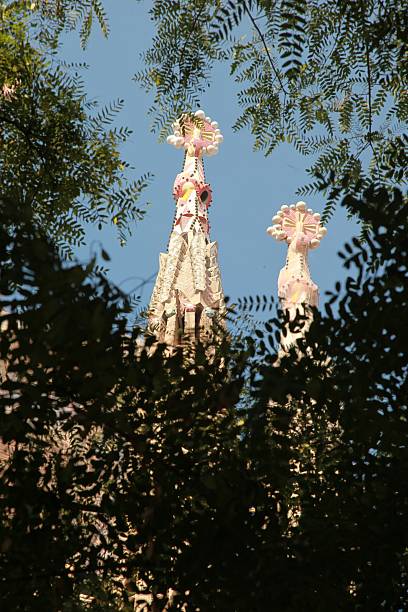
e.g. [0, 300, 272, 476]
[148, 110, 225, 346]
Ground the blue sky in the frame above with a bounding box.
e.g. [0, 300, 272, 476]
[61, 0, 359, 312]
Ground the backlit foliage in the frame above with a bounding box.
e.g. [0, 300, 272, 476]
[0, 1, 150, 255]
[134, 0, 227, 140]
[4, 0, 110, 48]
[137, 0, 407, 221]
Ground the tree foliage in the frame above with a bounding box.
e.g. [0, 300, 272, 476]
[1, 185, 407, 610]
[134, 0, 227, 137]
[136, 0, 407, 220]
[4, 0, 111, 48]
[0, 1, 150, 255]
[1, 2, 407, 610]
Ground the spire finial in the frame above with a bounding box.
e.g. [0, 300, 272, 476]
[166, 109, 224, 157]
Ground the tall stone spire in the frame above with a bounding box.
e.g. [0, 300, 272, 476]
[267, 200, 327, 347]
[148, 110, 225, 346]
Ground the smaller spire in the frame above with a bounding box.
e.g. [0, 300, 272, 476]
[267, 201, 327, 347]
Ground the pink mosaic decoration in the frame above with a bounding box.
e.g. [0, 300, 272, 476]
[266, 201, 327, 248]
[172, 175, 213, 208]
[166, 109, 224, 157]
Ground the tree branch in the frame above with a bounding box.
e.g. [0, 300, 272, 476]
[246, 8, 288, 94]
[366, 43, 373, 143]
[175, 0, 208, 96]
[365, 40, 380, 179]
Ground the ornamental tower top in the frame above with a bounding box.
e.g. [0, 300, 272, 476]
[267, 200, 328, 347]
[148, 110, 225, 346]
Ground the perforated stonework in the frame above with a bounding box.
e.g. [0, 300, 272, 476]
[148, 111, 226, 345]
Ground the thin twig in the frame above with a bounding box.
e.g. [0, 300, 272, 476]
[365, 40, 380, 180]
[246, 9, 288, 94]
[366, 42, 373, 142]
[319, 23, 341, 72]
[175, 0, 208, 98]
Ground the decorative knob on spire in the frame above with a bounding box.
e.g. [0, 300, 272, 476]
[166, 109, 224, 157]
[267, 200, 327, 249]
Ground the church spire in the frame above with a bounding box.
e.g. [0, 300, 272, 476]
[267, 200, 327, 347]
[148, 110, 225, 346]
